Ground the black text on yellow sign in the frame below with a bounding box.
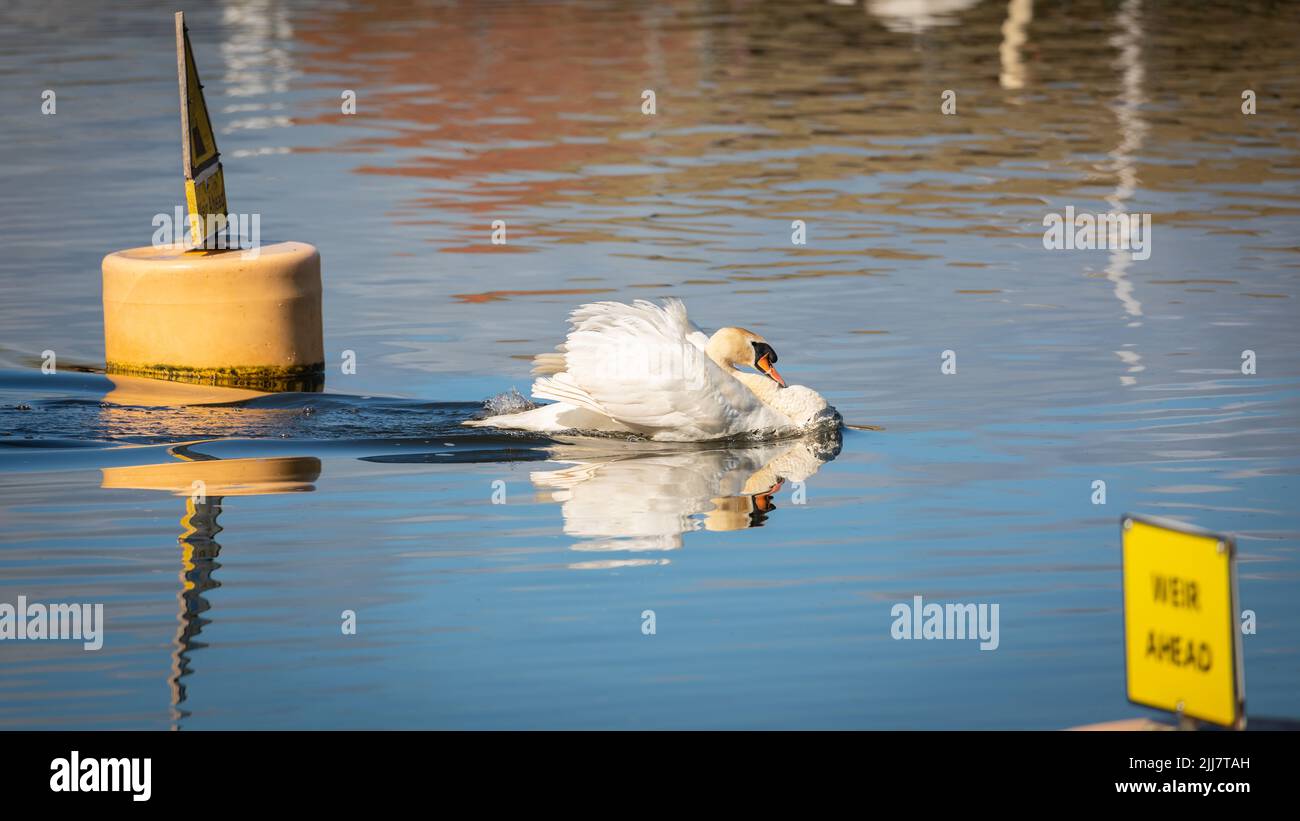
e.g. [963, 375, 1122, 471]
[1121, 515, 1244, 728]
[175, 11, 228, 249]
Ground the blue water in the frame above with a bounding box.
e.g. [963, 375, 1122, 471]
[1, 0, 1298, 728]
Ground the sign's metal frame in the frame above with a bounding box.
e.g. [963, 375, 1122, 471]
[1120, 512, 1246, 729]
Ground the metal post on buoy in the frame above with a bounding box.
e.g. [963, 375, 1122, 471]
[100, 11, 324, 392]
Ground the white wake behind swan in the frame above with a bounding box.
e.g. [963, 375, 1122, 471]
[465, 299, 838, 441]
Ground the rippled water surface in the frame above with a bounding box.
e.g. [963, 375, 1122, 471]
[1, 0, 1299, 728]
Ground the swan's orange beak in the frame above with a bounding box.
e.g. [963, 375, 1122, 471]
[756, 354, 785, 387]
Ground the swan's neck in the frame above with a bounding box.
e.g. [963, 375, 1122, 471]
[709, 349, 795, 419]
[730, 369, 784, 407]
[730, 369, 827, 427]
[706, 347, 733, 373]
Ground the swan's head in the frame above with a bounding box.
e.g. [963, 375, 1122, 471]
[706, 327, 786, 388]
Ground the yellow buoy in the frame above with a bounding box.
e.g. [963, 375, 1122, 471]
[102, 241, 324, 391]
[100, 12, 323, 392]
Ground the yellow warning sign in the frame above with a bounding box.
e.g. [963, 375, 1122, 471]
[1121, 514, 1244, 728]
[175, 12, 228, 248]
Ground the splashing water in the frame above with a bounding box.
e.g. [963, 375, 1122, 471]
[479, 387, 538, 418]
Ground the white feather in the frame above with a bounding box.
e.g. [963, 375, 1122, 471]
[468, 299, 832, 441]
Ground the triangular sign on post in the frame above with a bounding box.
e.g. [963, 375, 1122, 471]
[175, 11, 228, 249]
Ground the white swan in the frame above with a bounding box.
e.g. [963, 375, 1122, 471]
[464, 299, 836, 441]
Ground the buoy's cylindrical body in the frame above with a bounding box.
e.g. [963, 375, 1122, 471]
[102, 241, 323, 391]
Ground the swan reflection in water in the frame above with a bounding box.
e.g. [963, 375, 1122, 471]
[530, 430, 842, 566]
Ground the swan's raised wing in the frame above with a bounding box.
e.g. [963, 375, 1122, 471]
[531, 300, 706, 376]
[530, 299, 784, 439]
